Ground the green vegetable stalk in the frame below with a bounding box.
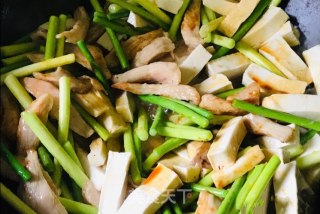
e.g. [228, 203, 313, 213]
[0, 140, 32, 181]
[212, 0, 272, 58]
[21, 111, 89, 188]
[149, 106, 165, 136]
[216, 87, 245, 99]
[73, 101, 110, 141]
[56, 14, 67, 57]
[143, 138, 188, 171]
[134, 0, 172, 24]
[191, 184, 228, 198]
[44, 16, 59, 59]
[168, 0, 192, 41]
[0, 42, 39, 58]
[109, 0, 169, 30]
[90, 0, 129, 70]
[296, 151, 320, 169]
[136, 108, 149, 141]
[243, 155, 280, 213]
[124, 124, 142, 185]
[0, 183, 37, 214]
[212, 34, 235, 49]
[139, 95, 209, 128]
[156, 124, 213, 141]
[300, 130, 317, 145]
[59, 197, 98, 214]
[58, 76, 71, 143]
[77, 40, 115, 103]
[1, 53, 29, 66]
[38, 146, 55, 173]
[232, 99, 320, 131]
[133, 122, 142, 172]
[216, 175, 247, 214]
[0, 60, 31, 74]
[235, 41, 285, 77]
[0, 54, 76, 83]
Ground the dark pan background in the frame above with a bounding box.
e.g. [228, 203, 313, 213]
[1, 0, 320, 213]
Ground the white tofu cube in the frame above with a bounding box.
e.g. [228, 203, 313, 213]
[159, 154, 201, 183]
[97, 32, 113, 51]
[207, 116, 247, 171]
[99, 152, 131, 214]
[116, 91, 136, 123]
[179, 44, 212, 84]
[241, 6, 289, 48]
[206, 52, 251, 79]
[155, 0, 183, 14]
[262, 94, 320, 121]
[88, 138, 108, 167]
[212, 145, 265, 188]
[193, 74, 233, 95]
[273, 161, 299, 214]
[259, 37, 312, 84]
[117, 164, 182, 214]
[218, 0, 260, 37]
[203, 0, 237, 16]
[269, 21, 300, 47]
[127, 12, 149, 27]
[303, 45, 320, 95]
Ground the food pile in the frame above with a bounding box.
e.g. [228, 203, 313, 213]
[0, 0, 319, 213]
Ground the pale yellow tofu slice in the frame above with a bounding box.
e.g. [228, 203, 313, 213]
[117, 164, 183, 214]
[212, 145, 265, 188]
[241, 6, 289, 48]
[127, 12, 149, 27]
[259, 37, 312, 83]
[242, 63, 307, 94]
[207, 117, 247, 171]
[262, 94, 320, 120]
[88, 138, 107, 167]
[116, 91, 136, 123]
[206, 52, 251, 79]
[273, 161, 299, 214]
[193, 74, 233, 95]
[195, 191, 221, 214]
[203, 0, 237, 16]
[155, 0, 183, 14]
[159, 154, 201, 183]
[268, 21, 300, 47]
[98, 152, 131, 214]
[218, 0, 260, 37]
[303, 45, 320, 94]
[179, 44, 212, 84]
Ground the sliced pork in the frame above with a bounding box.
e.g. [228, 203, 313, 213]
[112, 62, 181, 85]
[133, 37, 175, 67]
[112, 83, 201, 105]
[17, 94, 53, 155]
[19, 150, 67, 214]
[199, 94, 245, 115]
[22, 77, 94, 138]
[181, 0, 202, 49]
[56, 6, 90, 44]
[243, 113, 294, 142]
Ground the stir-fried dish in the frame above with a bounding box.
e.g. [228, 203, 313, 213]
[1, 0, 319, 213]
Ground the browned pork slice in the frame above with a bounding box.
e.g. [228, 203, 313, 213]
[181, 0, 203, 49]
[85, 23, 105, 43]
[56, 6, 90, 44]
[19, 150, 67, 214]
[22, 78, 94, 138]
[112, 62, 181, 85]
[82, 180, 101, 207]
[243, 113, 294, 142]
[65, 44, 111, 80]
[17, 94, 53, 155]
[200, 94, 245, 115]
[133, 37, 175, 67]
[0, 87, 20, 142]
[226, 82, 260, 105]
[123, 29, 164, 59]
[112, 83, 201, 105]
[33, 67, 92, 94]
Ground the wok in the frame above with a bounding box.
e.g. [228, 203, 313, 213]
[1, 0, 319, 213]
